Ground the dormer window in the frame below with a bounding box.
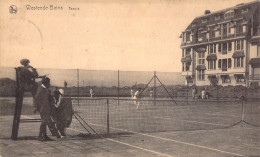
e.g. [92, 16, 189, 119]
[215, 15, 221, 20]
[224, 10, 234, 19]
[202, 18, 208, 23]
[192, 23, 196, 27]
[242, 8, 248, 13]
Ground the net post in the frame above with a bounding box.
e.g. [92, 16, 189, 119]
[241, 99, 245, 122]
[106, 98, 110, 135]
[118, 70, 119, 106]
[154, 71, 156, 106]
[77, 69, 79, 106]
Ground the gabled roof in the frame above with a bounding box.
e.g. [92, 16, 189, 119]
[184, 1, 260, 32]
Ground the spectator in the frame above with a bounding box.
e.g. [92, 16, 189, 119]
[201, 88, 206, 100]
[192, 87, 197, 99]
[34, 77, 61, 141]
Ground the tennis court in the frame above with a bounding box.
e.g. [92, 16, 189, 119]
[65, 97, 260, 156]
[1, 97, 260, 156]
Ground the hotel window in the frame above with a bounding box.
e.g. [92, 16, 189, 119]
[186, 62, 191, 71]
[222, 59, 228, 71]
[237, 41, 241, 50]
[186, 32, 191, 42]
[235, 40, 244, 50]
[182, 49, 184, 57]
[222, 75, 231, 83]
[202, 18, 208, 23]
[186, 48, 191, 56]
[242, 8, 248, 13]
[218, 44, 221, 53]
[234, 57, 244, 68]
[228, 42, 232, 51]
[182, 63, 185, 72]
[208, 60, 216, 70]
[224, 10, 234, 19]
[223, 24, 228, 36]
[215, 15, 220, 20]
[228, 58, 232, 68]
[218, 59, 221, 69]
[198, 52, 205, 64]
[235, 74, 245, 83]
[236, 21, 243, 34]
[198, 70, 205, 81]
[210, 29, 215, 39]
[209, 44, 213, 54]
[222, 43, 227, 54]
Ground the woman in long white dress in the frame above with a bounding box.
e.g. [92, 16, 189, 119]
[133, 89, 140, 109]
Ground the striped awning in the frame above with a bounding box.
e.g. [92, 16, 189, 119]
[208, 75, 217, 78]
[232, 50, 245, 58]
[206, 54, 217, 61]
[196, 47, 206, 53]
[196, 64, 206, 70]
[249, 58, 260, 67]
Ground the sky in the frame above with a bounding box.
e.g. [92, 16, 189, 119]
[0, 0, 254, 72]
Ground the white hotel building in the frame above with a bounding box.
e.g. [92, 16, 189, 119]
[180, 1, 260, 87]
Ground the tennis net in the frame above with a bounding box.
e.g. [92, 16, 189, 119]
[65, 97, 258, 137]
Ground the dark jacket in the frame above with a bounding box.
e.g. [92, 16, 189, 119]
[35, 84, 51, 115]
[57, 97, 73, 128]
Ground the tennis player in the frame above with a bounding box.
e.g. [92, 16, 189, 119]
[90, 89, 94, 98]
[130, 88, 134, 98]
[133, 89, 140, 109]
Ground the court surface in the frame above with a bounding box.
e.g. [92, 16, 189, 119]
[0, 97, 260, 157]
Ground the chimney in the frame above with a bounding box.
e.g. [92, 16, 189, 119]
[204, 10, 211, 15]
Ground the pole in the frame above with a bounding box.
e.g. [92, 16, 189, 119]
[77, 69, 79, 106]
[241, 99, 245, 122]
[118, 70, 120, 106]
[107, 99, 110, 135]
[102, 80, 103, 97]
[154, 71, 156, 105]
[11, 68, 24, 140]
[83, 80, 84, 97]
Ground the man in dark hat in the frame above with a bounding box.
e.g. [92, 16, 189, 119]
[18, 59, 47, 111]
[19, 59, 39, 95]
[34, 77, 62, 141]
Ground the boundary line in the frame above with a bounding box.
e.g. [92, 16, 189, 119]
[22, 115, 174, 157]
[22, 114, 244, 157]
[71, 119, 244, 157]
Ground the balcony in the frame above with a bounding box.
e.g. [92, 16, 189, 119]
[235, 32, 247, 37]
[222, 34, 229, 39]
[209, 36, 221, 42]
[181, 31, 248, 47]
[197, 37, 208, 43]
[222, 67, 227, 71]
[249, 74, 260, 80]
[222, 50, 227, 55]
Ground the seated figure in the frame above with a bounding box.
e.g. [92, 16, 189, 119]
[51, 89, 73, 136]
